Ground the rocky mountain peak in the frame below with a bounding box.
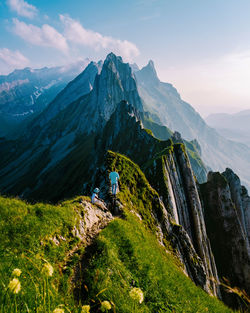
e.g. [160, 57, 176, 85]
[147, 59, 156, 71]
[172, 131, 183, 143]
[89, 53, 143, 123]
[135, 59, 160, 86]
[105, 52, 123, 64]
[100, 52, 133, 80]
[129, 63, 140, 73]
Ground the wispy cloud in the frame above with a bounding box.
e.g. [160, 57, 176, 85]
[12, 18, 68, 53]
[60, 15, 140, 61]
[7, 0, 38, 19]
[0, 48, 29, 74]
[9, 14, 139, 64]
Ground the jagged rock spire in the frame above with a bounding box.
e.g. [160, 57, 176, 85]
[135, 59, 160, 85]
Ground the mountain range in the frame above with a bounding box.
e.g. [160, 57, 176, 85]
[0, 52, 249, 310]
[0, 53, 205, 201]
[2, 54, 250, 191]
[0, 59, 90, 138]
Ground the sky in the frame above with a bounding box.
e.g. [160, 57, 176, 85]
[1, 0, 250, 117]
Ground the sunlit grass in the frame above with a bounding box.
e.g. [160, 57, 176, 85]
[79, 212, 233, 312]
[0, 195, 83, 312]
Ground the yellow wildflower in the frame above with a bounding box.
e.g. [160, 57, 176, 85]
[42, 263, 53, 277]
[101, 300, 112, 311]
[129, 287, 144, 304]
[8, 278, 21, 294]
[53, 308, 64, 313]
[81, 305, 90, 313]
[12, 268, 22, 277]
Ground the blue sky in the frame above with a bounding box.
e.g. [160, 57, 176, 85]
[1, 0, 250, 116]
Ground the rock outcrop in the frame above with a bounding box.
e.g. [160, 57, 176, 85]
[143, 143, 219, 296]
[73, 199, 113, 245]
[200, 171, 250, 306]
[223, 168, 250, 243]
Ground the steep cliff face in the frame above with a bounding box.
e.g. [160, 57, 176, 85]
[33, 61, 102, 129]
[241, 186, 250, 244]
[142, 144, 219, 296]
[200, 171, 250, 301]
[223, 168, 250, 243]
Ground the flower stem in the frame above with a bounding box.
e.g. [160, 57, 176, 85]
[43, 278, 46, 311]
[14, 294, 17, 313]
[47, 277, 50, 313]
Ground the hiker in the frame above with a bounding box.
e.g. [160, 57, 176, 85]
[91, 188, 107, 210]
[109, 169, 120, 196]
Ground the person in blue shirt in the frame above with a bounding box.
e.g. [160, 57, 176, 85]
[109, 170, 120, 195]
[91, 187, 106, 210]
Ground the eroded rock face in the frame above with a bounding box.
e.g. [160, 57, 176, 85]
[200, 171, 250, 299]
[223, 168, 250, 244]
[72, 199, 113, 245]
[173, 144, 219, 295]
[152, 197, 211, 294]
[241, 186, 250, 243]
[143, 142, 219, 296]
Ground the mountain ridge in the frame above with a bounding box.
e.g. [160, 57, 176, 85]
[0, 59, 90, 138]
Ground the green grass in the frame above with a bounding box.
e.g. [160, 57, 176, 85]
[0, 195, 86, 313]
[141, 115, 172, 141]
[80, 212, 232, 313]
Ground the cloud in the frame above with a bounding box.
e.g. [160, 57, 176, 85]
[0, 48, 29, 74]
[12, 18, 68, 53]
[60, 15, 140, 61]
[7, 0, 38, 19]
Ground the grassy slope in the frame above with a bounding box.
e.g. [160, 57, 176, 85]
[0, 152, 233, 312]
[0, 195, 86, 312]
[105, 150, 165, 231]
[81, 213, 232, 312]
[141, 114, 172, 141]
